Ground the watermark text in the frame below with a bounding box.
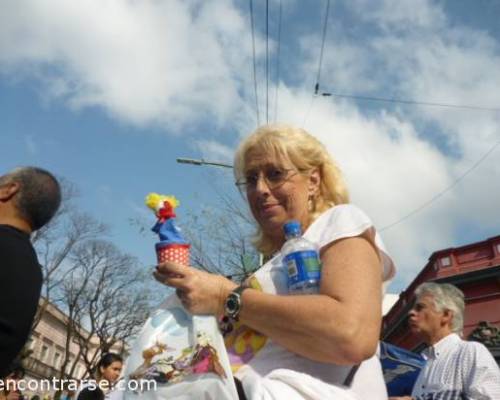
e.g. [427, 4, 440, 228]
[0, 378, 157, 393]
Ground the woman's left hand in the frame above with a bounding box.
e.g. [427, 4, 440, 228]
[153, 261, 237, 315]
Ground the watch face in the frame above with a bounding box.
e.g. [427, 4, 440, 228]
[225, 293, 240, 317]
[227, 297, 237, 311]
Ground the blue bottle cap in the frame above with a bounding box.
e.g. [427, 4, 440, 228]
[283, 220, 301, 236]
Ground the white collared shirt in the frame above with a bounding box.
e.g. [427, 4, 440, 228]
[412, 333, 500, 400]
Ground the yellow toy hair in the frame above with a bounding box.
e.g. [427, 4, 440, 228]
[145, 193, 180, 212]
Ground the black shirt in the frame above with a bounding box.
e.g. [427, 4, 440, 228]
[77, 387, 105, 400]
[0, 225, 42, 377]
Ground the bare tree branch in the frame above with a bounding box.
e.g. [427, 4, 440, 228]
[31, 180, 107, 331]
[181, 187, 261, 283]
[58, 240, 151, 376]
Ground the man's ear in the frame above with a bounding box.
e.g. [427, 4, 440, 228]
[308, 168, 321, 196]
[442, 309, 454, 327]
[0, 182, 20, 201]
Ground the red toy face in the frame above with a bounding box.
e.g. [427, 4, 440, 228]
[158, 201, 176, 220]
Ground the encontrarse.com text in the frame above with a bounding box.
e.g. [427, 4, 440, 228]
[0, 378, 157, 392]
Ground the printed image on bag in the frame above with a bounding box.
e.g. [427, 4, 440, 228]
[122, 294, 238, 400]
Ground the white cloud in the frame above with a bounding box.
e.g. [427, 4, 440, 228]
[272, 87, 455, 286]
[324, 5, 499, 288]
[1, 0, 499, 289]
[233, 0, 500, 287]
[297, 35, 379, 95]
[192, 139, 234, 165]
[350, 0, 447, 31]
[0, 0, 261, 132]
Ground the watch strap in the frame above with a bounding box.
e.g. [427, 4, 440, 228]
[232, 284, 248, 297]
[224, 284, 249, 321]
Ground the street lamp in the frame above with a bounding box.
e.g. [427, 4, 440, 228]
[176, 158, 233, 169]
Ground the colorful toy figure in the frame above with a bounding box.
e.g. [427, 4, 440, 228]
[124, 194, 235, 397]
[145, 193, 190, 265]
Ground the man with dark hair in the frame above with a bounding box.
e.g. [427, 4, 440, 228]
[0, 167, 61, 377]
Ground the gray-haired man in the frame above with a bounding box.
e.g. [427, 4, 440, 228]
[0, 167, 61, 377]
[390, 282, 500, 400]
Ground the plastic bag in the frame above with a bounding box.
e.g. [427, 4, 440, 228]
[122, 294, 238, 400]
[380, 341, 424, 397]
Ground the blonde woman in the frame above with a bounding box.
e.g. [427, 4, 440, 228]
[155, 124, 396, 400]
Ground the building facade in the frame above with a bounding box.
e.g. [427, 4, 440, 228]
[383, 235, 500, 362]
[22, 299, 125, 397]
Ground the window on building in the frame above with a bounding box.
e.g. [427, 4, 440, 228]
[40, 345, 49, 362]
[66, 358, 73, 374]
[54, 352, 61, 368]
[440, 256, 451, 267]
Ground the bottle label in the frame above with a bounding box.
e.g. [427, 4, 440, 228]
[284, 250, 321, 287]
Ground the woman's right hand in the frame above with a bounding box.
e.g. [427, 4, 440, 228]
[154, 261, 237, 316]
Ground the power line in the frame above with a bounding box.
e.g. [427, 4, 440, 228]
[274, 0, 282, 123]
[249, 0, 260, 126]
[303, 0, 331, 128]
[380, 138, 500, 232]
[321, 91, 500, 112]
[266, 0, 270, 124]
[315, 0, 331, 95]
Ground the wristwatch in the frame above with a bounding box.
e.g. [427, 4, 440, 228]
[224, 285, 249, 321]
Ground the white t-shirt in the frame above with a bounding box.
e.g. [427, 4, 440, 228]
[412, 333, 500, 399]
[225, 204, 396, 400]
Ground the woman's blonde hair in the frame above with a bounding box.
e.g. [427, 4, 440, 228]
[234, 124, 349, 255]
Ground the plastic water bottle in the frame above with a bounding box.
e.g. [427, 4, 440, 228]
[282, 220, 322, 294]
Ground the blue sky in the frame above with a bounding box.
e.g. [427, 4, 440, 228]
[1, 0, 500, 292]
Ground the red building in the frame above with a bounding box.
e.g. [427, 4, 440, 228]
[383, 235, 500, 362]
